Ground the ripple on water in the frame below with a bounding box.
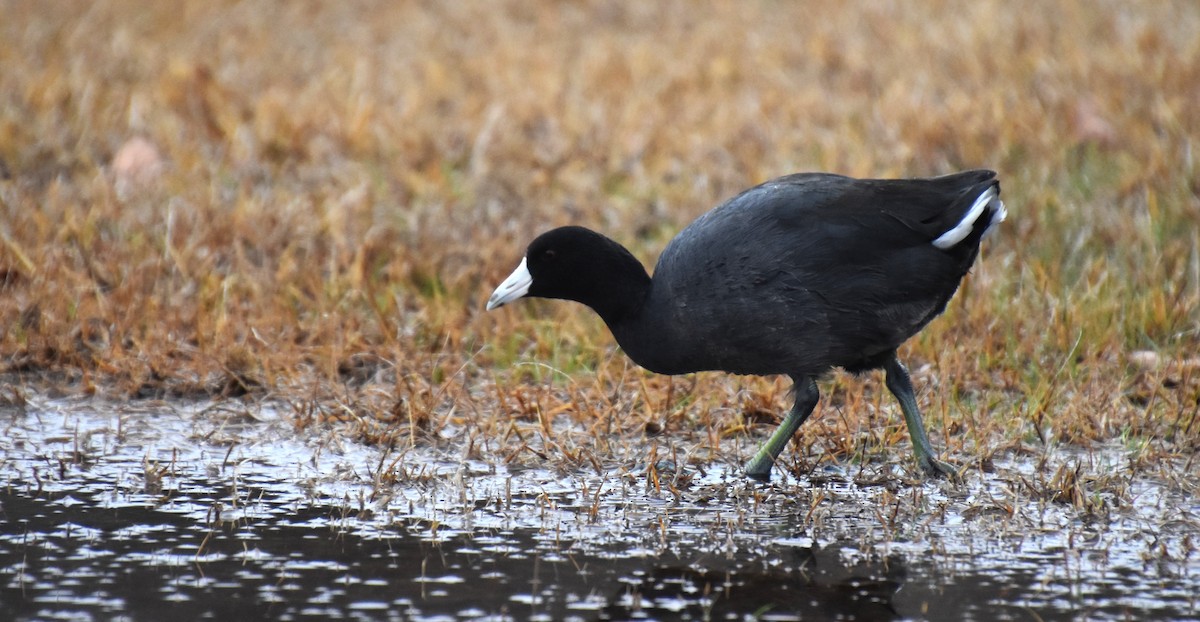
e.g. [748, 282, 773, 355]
[1, 400, 1198, 621]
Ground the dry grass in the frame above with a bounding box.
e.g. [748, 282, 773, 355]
[1, 0, 1198, 473]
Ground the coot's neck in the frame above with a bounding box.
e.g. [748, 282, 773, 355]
[585, 257, 652, 330]
[587, 261, 685, 375]
[545, 232, 678, 373]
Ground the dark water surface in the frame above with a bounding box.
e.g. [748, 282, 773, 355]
[1, 401, 1196, 621]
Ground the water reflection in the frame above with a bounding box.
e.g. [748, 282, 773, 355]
[0, 491, 899, 621]
[1, 403, 1196, 621]
[602, 553, 904, 620]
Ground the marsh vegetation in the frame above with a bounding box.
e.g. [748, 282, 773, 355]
[1, 1, 1198, 619]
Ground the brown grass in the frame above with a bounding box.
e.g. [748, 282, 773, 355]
[1, 0, 1198, 471]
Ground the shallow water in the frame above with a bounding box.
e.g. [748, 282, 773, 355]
[1, 400, 1197, 621]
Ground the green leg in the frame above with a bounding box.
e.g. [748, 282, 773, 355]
[745, 376, 819, 481]
[883, 354, 957, 478]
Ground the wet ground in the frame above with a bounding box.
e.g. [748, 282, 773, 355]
[1, 398, 1197, 621]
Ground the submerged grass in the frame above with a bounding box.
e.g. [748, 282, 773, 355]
[0, 1, 1198, 483]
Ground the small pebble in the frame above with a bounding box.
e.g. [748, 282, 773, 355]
[1128, 350, 1158, 371]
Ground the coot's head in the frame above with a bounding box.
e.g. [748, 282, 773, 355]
[487, 226, 650, 323]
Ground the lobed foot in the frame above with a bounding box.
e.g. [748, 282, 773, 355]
[743, 458, 774, 482]
[918, 455, 960, 481]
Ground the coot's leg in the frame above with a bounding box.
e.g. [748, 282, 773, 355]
[883, 354, 957, 478]
[745, 375, 819, 481]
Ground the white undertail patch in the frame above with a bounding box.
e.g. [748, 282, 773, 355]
[932, 186, 1006, 250]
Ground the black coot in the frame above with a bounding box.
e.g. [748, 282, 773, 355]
[488, 170, 1006, 480]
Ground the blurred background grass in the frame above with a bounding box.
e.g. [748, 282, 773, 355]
[0, 1, 1196, 458]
